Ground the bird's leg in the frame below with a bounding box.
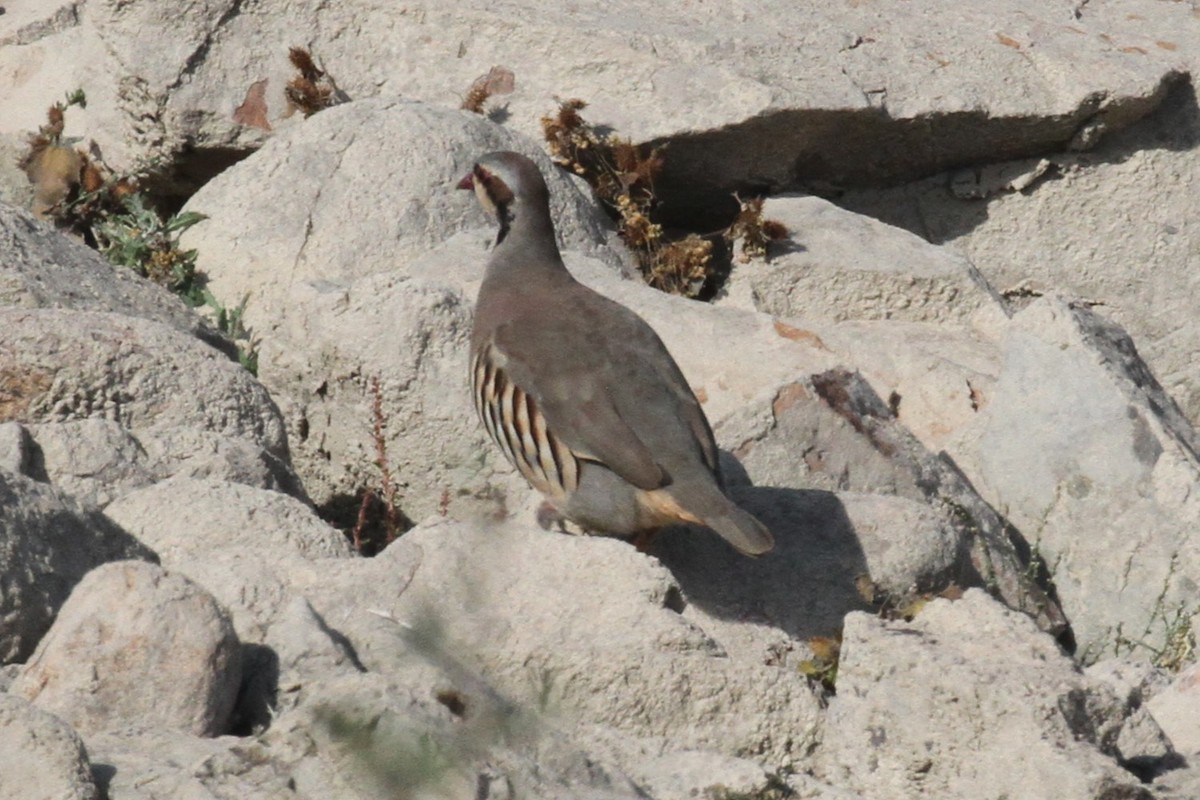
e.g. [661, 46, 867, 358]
[631, 527, 662, 553]
[536, 500, 568, 532]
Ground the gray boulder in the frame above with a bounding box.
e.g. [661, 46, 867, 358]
[0, 469, 156, 663]
[0, 202, 223, 347]
[1147, 664, 1200, 759]
[0, 695, 99, 800]
[103, 477, 351, 561]
[0, 307, 299, 500]
[953, 297, 1200, 659]
[11, 560, 242, 736]
[1, 0, 1186, 207]
[721, 194, 1000, 325]
[817, 589, 1151, 799]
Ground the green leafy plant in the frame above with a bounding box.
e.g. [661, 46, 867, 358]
[1107, 556, 1197, 671]
[92, 194, 207, 299]
[797, 635, 841, 693]
[20, 90, 260, 374]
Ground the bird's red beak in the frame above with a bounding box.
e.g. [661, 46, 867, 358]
[456, 173, 475, 190]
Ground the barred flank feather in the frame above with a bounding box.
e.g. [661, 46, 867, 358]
[472, 345, 579, 501]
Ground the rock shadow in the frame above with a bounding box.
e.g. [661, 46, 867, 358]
[834, 76, 1199, 243]
[651, 485, 872, 642]
[0, 470, 159, 663]
[227, 643, 279, 736]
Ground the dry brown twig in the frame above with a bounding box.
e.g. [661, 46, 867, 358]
[369, 375, 402, 538]
[350, 376, 408, 554]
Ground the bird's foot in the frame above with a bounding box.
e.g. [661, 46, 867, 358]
[630, 527, 662, 553]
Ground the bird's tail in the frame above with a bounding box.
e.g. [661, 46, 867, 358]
[703, 502, 775, 556]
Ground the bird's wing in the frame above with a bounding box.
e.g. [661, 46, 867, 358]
[489, 304, 676, 492]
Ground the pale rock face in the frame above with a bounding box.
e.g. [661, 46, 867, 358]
[0, 0, 1187, 205]
[0, 203, 219, 343]
[11, 560, 242, 737]
[817, 590, 1153, 800]
[1147, 665, 1200, 759]
[951, 298, 1200, 659]
[0, 695, 99, 800]
[0, 308, 290, 461]
[720, 194, 1000, 325]
[0, 470, 156, 664]
[103, 477, 351, 561]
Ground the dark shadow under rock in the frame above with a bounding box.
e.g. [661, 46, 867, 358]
[0, 470, 159, 663]
[652, 487, 871, 642]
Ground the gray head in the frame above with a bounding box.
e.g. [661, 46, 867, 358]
[457, 151, 552, 243]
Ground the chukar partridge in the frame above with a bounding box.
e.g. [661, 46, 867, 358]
[460, 151, 774, 556]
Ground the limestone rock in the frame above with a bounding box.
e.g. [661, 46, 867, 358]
[10, 419, 155, 509]
[0, 470, 156, 663]
[1085, 657, 1177, 776]
[181, 98, 620, 331]
[1, 0, 1187, 211]
[817, 589, 1150, 799]
[292, 517, 825, 767]
[103, 477, 351, 561]
[0, 695, 99, 800]
[715, 364, 1065, 637]
[1147, 665, 1200, 759]
[721, 194, 999, 325]
[842, 71, 1200, 426]
[86, 727, 301, 800]
[653, 489, 966, 657]
[0, 202, 225, 349]
[12, 561, 242, 736]
[1154, 762, 1200, 800]
[102, 478, 357, 730]
[619, 748, 775, 800]
[953, 297, 1200, 659]
[0, 307, 291, 473]
[811, 316, 1003, 456]
[264, 672, 645, 800]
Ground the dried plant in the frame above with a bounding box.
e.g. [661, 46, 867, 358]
[284, 46, 342, 118]
[541, 98, 594, 178]
[461, 65, 515, 114]
[18, 90, 259, 374]
[798, 635, 841, 693]
[540, 99, 714, 294]
[725, 195, 790, 263]
[542, 98, 787, 298]
[647, 234, 713, 296]
[17, 91, 88, 218]
[350, 376, 410, 554]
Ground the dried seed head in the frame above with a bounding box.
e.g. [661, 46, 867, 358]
[288, 47, 323, 81]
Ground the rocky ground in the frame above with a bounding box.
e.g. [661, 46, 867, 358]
[2, 1, 1200, 798]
